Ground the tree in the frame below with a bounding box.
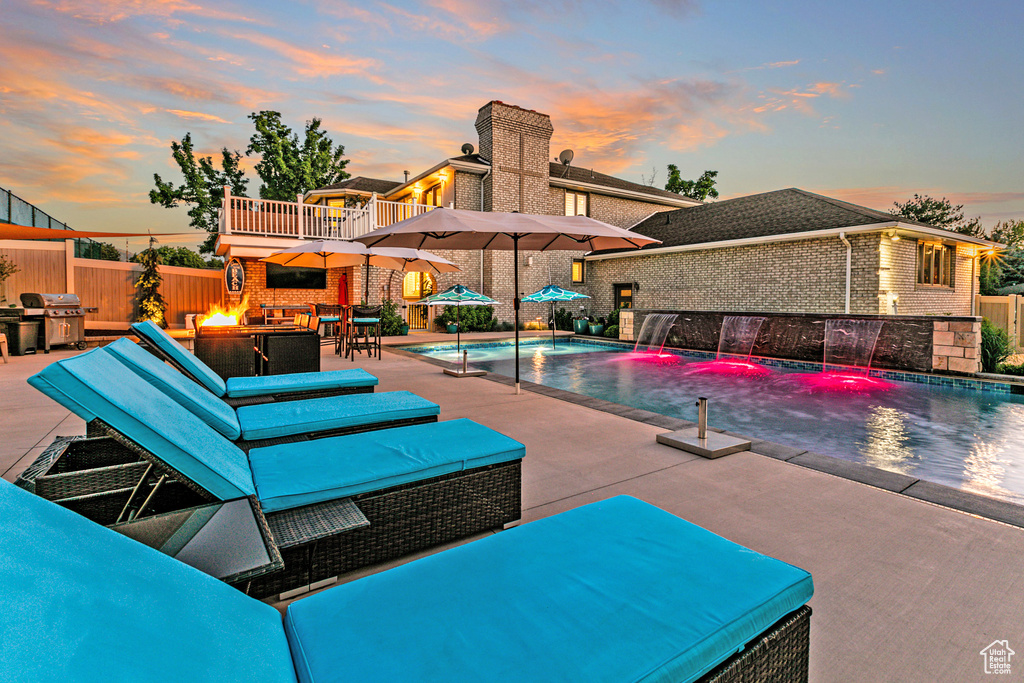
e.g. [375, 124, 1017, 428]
[665, 166, 719, 201]
[991, 219, 1024, 250]
[130, 245, 219, 269]
[0, 254, 19, 304]
[246, 111, 349, 201]
[95, 242, 122, 261]
[134, 238, 167, 328]
[150, 133, 248, 254]
[890, 194, 984, 237]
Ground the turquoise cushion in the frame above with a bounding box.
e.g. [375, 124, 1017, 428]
[0, 481, 296, 683]
[104, 339, 242, 440]
[131, 321, 228, 397]
[235, 391, 438, 442]
[285, 495, 813, 683]
[28, 350, 255, 500]
[250, 418, 523, 513]
[352, 318, 379, 324]
[225, 368, 378, 399]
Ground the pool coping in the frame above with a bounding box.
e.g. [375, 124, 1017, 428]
[386, 341, 1024, 531]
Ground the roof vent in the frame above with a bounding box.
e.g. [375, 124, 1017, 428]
[461, 143, 475, 156]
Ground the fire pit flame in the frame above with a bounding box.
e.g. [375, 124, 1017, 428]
[199, 298, 248, 328]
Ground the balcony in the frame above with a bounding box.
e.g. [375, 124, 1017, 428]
[219, 192, 438, 241]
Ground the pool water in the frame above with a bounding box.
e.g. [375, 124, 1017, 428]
[413, 339, 1024, 504]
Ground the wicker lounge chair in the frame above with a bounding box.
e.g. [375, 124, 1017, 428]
[23, 350, 523, 598]
[0, 481, 812, 682]
[102, 339, 438, 449]
[131, 320, 377, 406]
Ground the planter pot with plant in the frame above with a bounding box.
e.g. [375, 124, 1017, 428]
[446, 323, 459, 334]
[400, 323, 410, 335]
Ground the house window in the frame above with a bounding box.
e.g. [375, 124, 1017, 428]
[571, 259, 585, 283]
[565, 191, 587, 216]
[402, 272, 436, 300]
[614, 283, 633, 309]
[917, 242, 954, 287]
[421, 184, 441, 207]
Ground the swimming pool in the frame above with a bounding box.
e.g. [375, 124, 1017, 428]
[409, 338, 1024, 504]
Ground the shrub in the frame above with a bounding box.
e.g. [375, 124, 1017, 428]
[604, 324, 619, 338]
[981, 318, 1012, 372]
[433, 305, 495, 332]
[553, 306, 573, 331]
[607, 308, 620, 327]
[996, 362, 1024, 376]
[134, 244, 167, 328]
[380, 299, 405, 336]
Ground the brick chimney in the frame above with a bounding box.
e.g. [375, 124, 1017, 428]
[475, 101, 553, 214]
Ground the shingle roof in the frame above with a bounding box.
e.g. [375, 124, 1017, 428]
[315, 176, 402, 194]
[550, 163, 688, 202]
[619, 188, 941, 251]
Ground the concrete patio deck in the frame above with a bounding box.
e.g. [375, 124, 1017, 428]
[3, 333, 1022, 681]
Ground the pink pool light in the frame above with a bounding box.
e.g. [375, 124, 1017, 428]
[798, 371, 894, 393]
[681, 359, 773, 378]
[613, 351, 680, 364]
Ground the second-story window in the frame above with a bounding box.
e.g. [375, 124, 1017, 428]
[571, 259, 585, 283]
[422, 184, 441, 207]
[565, 191, 587, 216]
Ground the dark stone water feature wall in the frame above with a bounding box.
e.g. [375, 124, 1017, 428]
[634, 310, 941, 373]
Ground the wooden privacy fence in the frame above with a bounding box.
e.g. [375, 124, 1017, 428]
[0, 240, 224, 330]
[975, 294, 1024, 351]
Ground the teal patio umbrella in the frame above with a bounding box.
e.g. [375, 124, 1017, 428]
[417, 284, 498, 355]
[522, 285, 590, 348]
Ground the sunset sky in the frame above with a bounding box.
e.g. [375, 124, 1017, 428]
[2, 0, 1022, 252]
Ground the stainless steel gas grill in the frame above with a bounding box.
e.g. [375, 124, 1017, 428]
[17, 293, 93, 352]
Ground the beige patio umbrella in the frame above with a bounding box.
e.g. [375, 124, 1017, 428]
[261, 240, 459, 303]
[354, 208, 660, 393]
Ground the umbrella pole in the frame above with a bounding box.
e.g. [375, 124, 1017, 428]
[363, 254, 370, 304]
[456, 304, 461, 356]
[551, 301, 556, 349]
[514, 237, 521, 395]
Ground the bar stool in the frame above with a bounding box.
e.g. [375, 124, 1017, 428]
[314, 304, 343, 353]
[346, 305, 382, 361]
[0, 332, 8, 363]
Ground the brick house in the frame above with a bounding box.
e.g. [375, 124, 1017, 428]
[582, 188, 997, 318]
[215, 101, 695, 326]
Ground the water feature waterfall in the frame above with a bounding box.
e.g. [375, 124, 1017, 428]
[716, 316, 766, 360]
[633, 313, 677, 354]
[823, 319, 885, 371]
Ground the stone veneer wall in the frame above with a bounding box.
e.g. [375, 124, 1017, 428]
[931, 319, 980, 374]
[618, 309, 982, 376]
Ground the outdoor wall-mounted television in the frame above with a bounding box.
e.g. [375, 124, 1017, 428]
[265, 263, 327, 289]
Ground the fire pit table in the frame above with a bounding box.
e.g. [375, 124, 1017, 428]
[194, 325, 320, 380]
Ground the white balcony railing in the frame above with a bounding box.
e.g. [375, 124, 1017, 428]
[219, 191, 439, 241]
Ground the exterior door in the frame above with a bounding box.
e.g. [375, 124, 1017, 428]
[614, 283, 633, 310]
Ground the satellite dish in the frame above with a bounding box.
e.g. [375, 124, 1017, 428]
[461, 143, 475, 156]
[558, 149, 574, 165]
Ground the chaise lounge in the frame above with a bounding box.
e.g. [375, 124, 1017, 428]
[21, 350, 524, 598]
[0, 480, 813, 682]
[102, 339, 438, 449]
[131, 320, 377, 405]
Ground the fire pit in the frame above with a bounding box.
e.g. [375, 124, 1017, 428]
[192, 300, 319, 379]
[194, 325, 320, 380]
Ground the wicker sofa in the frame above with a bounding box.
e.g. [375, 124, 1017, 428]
[23, 350, 523, 599]
[0, 481, 812, 682]
[132, 320, 377, 406]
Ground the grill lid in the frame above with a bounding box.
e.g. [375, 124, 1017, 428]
[20, 293, 82, 308]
